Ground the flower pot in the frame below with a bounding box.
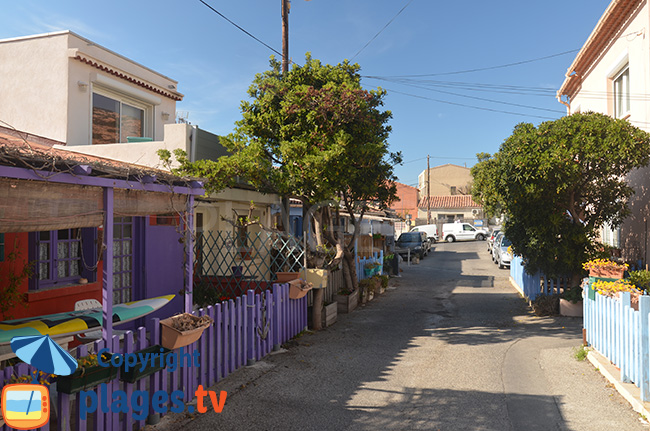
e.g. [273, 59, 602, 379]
[276, 272, 300, 283]
[322, 302, 337, 328]
[120, 345, 173, 383]
[302, 268, 328, 288]
[559, 299, 583, 317]
[289, 278, 313, 299]
[57, 354, 119, 394]
[160, 313, 213, 350]
[589, 267, 625, 279]
[239, 249, 253, 260]
[336, 289, 358, 313]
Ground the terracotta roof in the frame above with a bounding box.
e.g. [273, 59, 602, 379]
[0, 128, 193, 186]
[558, 0, 644, 100]
[419, 195, 481, 209]
[73, 54, 183, 102]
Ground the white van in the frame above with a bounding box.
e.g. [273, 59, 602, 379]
[410, 224, 438, 242]
[442, 223, 488, 242]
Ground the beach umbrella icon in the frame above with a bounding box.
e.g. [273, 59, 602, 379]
[10, 335, 77, 378]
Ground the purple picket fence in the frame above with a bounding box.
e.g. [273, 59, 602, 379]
[0, 283, 307, 431]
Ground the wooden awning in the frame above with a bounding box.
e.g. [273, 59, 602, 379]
[0, 177, 189, 232]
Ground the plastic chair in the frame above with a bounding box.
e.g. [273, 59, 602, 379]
[74, 299, 126, 342]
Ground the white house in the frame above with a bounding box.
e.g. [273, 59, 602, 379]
[557, 0, 650, 262]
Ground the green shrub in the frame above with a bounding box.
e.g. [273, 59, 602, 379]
[628, 270, 650, 293]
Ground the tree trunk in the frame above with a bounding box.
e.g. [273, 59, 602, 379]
[342, 247, 358, 293]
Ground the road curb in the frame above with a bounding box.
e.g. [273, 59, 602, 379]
[587, 349, 650, 419]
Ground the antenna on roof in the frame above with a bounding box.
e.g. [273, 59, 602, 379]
[176, 111, 190, 124]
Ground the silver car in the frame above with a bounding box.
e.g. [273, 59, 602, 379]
[493, 234, 513, 269]
[487, 228, 501, 253]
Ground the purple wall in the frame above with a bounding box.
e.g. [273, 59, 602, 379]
[142, 220, 185, 323]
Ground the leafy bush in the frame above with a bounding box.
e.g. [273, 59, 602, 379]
[628, 270, 650, 293]
[561, 286, 583, 304]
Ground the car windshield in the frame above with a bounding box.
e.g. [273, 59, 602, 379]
[398, 233, 420, 243]
[501, 237, 512, 247]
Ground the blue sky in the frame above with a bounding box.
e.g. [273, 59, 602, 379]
[0, 0, 611, 187]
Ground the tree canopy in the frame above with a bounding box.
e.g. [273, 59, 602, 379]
[162, 54, 401, 290]
[471, 112, 650, 278]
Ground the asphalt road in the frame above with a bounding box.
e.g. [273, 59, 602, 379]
[155, 241, 648, 431]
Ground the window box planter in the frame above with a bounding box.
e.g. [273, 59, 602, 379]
[289, 278, 313, 299]
[589, 267, 624, 279]
[322, 302, 337, 328]
[336, 289, 358, 313]
[276, 272, 300, 283]
[57, 353, 118, 394]
[160, 313, 213, 350]
[120, 345, 172, 383]
[302, 268, 329, 288]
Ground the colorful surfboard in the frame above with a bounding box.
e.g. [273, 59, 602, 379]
[0, 295, 174, 345]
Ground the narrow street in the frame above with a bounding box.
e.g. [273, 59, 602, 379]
[159, 241, 647, 431]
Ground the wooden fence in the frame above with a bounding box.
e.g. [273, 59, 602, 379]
[0, 283, 307, 431]
[509, 256, 570, 301]
[584, 289, 650, 401]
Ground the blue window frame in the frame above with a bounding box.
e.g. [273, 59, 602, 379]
[29, 228, 97, 290]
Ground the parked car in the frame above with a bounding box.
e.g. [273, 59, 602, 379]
[491, 232, 504, 262]
[396, 231, 428, 259]
[487, 228, 501, 253]
[493, 234, 513, 269]
[441, 222, 488, 243]
[410, 224, 439, 243]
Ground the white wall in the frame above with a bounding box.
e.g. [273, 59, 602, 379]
[0, 31, 181, 145]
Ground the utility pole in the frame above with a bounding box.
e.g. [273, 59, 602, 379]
[427, 155, 431, 224]
[280, 0, 291, 235]
[281, 0, 289, 73]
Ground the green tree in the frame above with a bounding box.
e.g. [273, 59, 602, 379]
[163, 54, 401, 291]
[472, 112, 650, 281]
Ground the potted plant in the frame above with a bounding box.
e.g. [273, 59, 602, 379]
[582, 259, 627, 279]
[160, 313, 214, 350]
[120, 345, 172, 383]
[591, 278, 643, 310]
[57, 351, 118, 394]
[560, 286, 583, 317]
[628, 269, 650, 293]
[359, 278, 378, 303]
[336, 288, 358, 313]
[276, 272, 300, 283]
[288, 278, 313, 299]
[363, 262, 380, 278]
[375, 275, 390, 295]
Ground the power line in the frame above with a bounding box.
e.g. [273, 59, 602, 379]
[367, 77, 565, 114]
[367, 49, 580, 78]
[350, 0, 415, 61]
[198, 0, 283, 58]
[376, 86, 558, 120]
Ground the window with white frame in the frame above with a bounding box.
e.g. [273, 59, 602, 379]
[601, 223, 620, 249]
[30, 228, 97, 290]
[92, 88, 152, 145]
[613, 66, 630, 118]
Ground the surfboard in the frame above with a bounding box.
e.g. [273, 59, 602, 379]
[0, 295, 175, 345]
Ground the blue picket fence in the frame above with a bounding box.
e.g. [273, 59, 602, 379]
[509, 256, 570, 300]
[0, 283, 307, 431]
[356, 251, 384, 282]
[584, 288, 650, 401]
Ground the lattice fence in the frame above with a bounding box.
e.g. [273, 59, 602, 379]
[195, 230, 305, 298]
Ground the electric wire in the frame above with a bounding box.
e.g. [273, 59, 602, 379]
[375, 86, 558, 120]
[351, 0, 415, 61]
[198, 0, 283, 58]
[373, 49, 580, 78]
